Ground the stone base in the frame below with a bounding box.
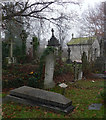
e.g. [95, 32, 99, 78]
[5, 57, 16, 64]
[44, 81, 55, 89]
[66, 59, 72, 64]
[3, 86, 75, 114]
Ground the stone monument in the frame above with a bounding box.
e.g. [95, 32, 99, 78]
[6, 39, 16, 64]
[44, 29, 60, 88]
[44, 53, 55, 88]
[66, 47, 72, 64]
[4, 86, 75, 114]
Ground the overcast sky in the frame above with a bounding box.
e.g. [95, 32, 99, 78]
[2, 0, 105, 47]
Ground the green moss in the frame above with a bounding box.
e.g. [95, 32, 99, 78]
[67, 37, 96, 45]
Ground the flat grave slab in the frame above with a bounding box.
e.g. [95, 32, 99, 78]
[88, 103, 102, 110]
[4, 86, 75, 113]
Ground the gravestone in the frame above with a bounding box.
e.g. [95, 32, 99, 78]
[78, 69, 83, 80]
[4, 86, 75, 113]
[44, 53, 55, 88]
[66, 47, 72, 64]
[6, 39, 16, 64]
[44, 29, 60, 88]
[88, 103, 102, 110]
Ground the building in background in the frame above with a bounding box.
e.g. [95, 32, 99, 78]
[67, 34, 100, 62]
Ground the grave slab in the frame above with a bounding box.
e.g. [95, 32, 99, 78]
[4, 86, 75, 113]
[88, 103, 102, 110]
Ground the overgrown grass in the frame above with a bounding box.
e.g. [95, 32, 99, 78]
[2, 79, 105, 119]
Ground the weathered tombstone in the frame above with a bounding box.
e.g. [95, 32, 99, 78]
[6, 39, 16, 64]
[44, 53, 55, 88]
[88, 103, 102, 110]
[66, 47, 72, 64]
[44, 29, 60, 88]
[4, 86, 75, 114]
[78, 69, 83, 80]
[73, 61, 77, 81]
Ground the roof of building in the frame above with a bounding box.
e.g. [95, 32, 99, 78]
[67, 36, 96, 46]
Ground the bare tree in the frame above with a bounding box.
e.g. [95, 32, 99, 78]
[79, 3, 104, 37]
[2, 0, 81, 53]
[2, 0, 80, 27]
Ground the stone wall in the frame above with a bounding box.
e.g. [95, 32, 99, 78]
[68, 39, 100, 62]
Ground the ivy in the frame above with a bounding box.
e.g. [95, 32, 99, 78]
[32, 36, 39, 59]
[39, 46, 55, 69]
[38, 46, 56, 79]
[32, 36, 39, 51]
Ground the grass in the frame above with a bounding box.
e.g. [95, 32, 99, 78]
[2, 79, 105, 119]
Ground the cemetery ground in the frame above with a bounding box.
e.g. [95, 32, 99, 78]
[1, 64, 105, 119]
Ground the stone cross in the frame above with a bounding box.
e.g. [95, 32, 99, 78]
[66, 47, 72, 64]
[73, 61, 77, 81]
[67, 47, 71, 60]
[6, 39, 15, 64]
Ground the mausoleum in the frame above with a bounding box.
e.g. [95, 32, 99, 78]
[67, 34, 100, 62]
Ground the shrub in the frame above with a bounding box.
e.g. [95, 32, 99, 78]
[2, 78, 24, 88]
[27, 72, 43, 88]
[54, 61, 73, 76]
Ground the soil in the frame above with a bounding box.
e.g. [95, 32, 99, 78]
[54, 73, 74, 84]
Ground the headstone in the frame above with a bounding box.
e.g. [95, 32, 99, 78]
[44, 29, 60, 88]
[88, 103, 102, 110]
[78, 69, 83, 80]
[4, 86, 75, 113]
[66, 47, 72, 64]
[73, 61, 77, 81]
[44, 53, 55, 88]
[6, 39, 16, 64]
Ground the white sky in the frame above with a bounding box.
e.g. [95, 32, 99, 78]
[1, 0, 105, 46]
[27, 0, 106, 46]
